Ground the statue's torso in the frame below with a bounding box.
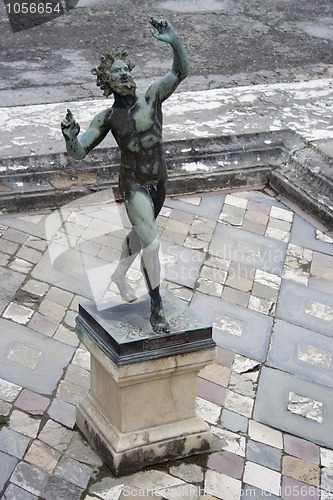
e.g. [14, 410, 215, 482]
[106, 95, 166, 183]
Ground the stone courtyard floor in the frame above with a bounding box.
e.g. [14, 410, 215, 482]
[0, 182, 333, 499]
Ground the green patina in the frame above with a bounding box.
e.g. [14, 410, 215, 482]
[61, 17, 188, 334]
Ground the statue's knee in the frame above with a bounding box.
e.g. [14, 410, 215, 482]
[143, 237, 160, 255]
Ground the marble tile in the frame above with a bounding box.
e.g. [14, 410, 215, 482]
[71, 348, 90, 371]
[246, 440, 282, 471]
[9, 410, 41, 438]
[199, 363, 231, 387]
[0, 426, 30, 459]
[281, 476, 320, 500]
[164, 193, 225, 221]
[0, 268, 25, 313]
[210, 426, 246, 457]
[288, 392, 323, 424]
[161, 239, 205, 288]
[0, 378, 21, 403]
[54, 456, 91, 489]
[209, 224, 287, 276]
[47, 398, 76, 429]
[243, 462, 281, 496]
[284, 434, 319, 464]
[204, 469, 242, 500]
[0, 451, 18, 491]
[42, 475, 84, 500]
[254, 367, 333, 448]
[3, 483, 39, 500]
[267, 320, 333, 388]
[207, 450, 244, 479]
[248, 420, 283, 449]
[221, 287, 250, 308]
[241, 484, 280, 499]
[169, 463, 204, 484]
[228, 372, 257, 398]
[196, 397, 221, 425]
[38, 420, 73, 453]
[282, 456, 320, 486]
[3, 303, 34, 325]
[196, 378, 226, 406]
[321, 448, 333, 468]
[11, 461, 49, 497]
[24, 439, 61, 474]
[290, 215, 333, 256]
[15, 389, 49, 415]
[270, 206, 293, 222]
[321, 468, 333, 495]
[276, 280, 333, 337]
[191, 293, 273, 361]
[220, 409, 248, 433]
[65, 433, 103, 468]
[28, 313, 59, 337]
[0, 319, 75, 394]
[22, 280, 49, 297]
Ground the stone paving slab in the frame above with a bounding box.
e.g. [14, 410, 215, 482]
[1, 187, 333, 498]
[191, 293, 273, 361]
[0, 318, 75, 394]
[0, 268, 25, 315]
[209, 224, 287, 276]
[276, 280, 333, 337]
[254, 367, 333, 448]
[268, 320, 333, 389]
[290, 215, 333, 256]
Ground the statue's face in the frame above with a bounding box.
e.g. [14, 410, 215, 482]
[109, 60, 136, 96]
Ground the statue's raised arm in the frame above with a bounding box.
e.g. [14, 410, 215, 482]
[147, 17, 189, 103]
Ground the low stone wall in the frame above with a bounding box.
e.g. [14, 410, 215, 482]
[0, 130, 332, 229]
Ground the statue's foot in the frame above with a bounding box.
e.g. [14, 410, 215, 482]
[111, 272, 137, 302]
[150, 306, 170, 335]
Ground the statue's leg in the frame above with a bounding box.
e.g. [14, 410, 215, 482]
[111, 229, 141, 302]
[125, 187, 170, 334]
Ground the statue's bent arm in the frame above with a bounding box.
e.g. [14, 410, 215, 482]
[63, 108, 110, 160]
[146, 19, 189, 104]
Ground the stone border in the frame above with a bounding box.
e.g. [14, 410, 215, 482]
[0, 130, 332, 228]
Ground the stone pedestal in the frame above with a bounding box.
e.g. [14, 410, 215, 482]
[75, 290, 216, 475]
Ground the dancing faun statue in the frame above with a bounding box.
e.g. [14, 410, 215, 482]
[61, 17, 189, 334]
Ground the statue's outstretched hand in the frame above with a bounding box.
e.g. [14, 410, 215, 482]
[149, 17, 176, 43]
[61, 109, 80, 141]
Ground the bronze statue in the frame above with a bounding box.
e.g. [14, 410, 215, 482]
[61, 17, 189, 334]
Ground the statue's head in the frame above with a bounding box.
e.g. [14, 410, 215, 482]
[92, 49, 136, 97]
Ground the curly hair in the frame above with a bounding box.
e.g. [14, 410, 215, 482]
[91, 49, 135, 97]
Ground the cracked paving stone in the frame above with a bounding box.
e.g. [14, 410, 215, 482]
[169, 463, 204, 484]
[224, 389, 254, 417]
[24, 439, 61, 474]
[0, 426, 30, 459]
[0, 378, 21, 402]
[211, 426, 246, 457]
[196, 396, 221, 424]
[47, 398, 76, 429]
[38, 420, 73, 453]
[42, 475, 84, 500]
[205, 468, 242, 499]
[3, 483, 39, 499]
[54, 456, 92, 489]
[9, 409, 41, 438]
[11, 461, 49, 497]
[220, 409, 248, 433]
